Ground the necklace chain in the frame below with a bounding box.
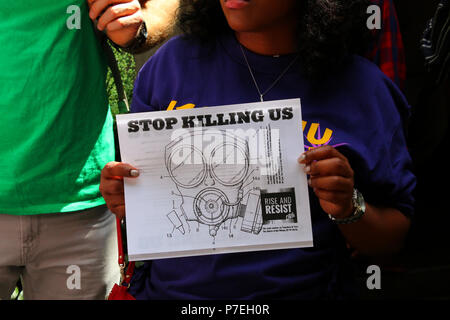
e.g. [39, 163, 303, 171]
[239, 44, 299, 102]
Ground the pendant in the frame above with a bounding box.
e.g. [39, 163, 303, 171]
[260, 94, 264, 102]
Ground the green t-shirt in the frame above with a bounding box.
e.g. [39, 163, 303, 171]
[0, 1, 114, 214]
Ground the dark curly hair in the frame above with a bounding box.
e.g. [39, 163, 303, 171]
[177, 0, 372, 78]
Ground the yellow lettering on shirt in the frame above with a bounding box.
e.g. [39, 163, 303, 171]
[166, 100, 196, 111]
[306, 123, 333, 145]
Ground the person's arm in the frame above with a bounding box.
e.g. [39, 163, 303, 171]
[298, 146, 411, 257]
[337, 204, 410, 257]
[87, 0, 179, 52]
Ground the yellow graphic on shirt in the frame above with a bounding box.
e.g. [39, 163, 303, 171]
[167, 100, 196, 111]
[302, 121, 334, 149]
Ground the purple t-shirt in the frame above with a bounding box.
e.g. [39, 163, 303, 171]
[128, 33, 416, 299]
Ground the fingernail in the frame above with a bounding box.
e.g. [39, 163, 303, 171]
[130, 169, 139, 177]
[304, 165, 310, 173]
[308, 178, 312, 186]
[298, 153, 306, 162]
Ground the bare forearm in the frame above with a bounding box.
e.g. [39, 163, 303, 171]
[139, 0, 179, 50]
[338, 203, 411, 257]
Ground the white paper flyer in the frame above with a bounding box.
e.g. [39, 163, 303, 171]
[116, 98, 313, 261]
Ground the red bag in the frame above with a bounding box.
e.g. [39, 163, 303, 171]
[108, 218, 136, 300]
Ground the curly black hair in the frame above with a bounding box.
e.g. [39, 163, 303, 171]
[177, 0, 372, 78]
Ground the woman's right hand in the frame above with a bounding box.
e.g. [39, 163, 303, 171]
[99, 161, 139, 221]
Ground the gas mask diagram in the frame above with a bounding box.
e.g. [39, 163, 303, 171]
[164, 129, 263, 238]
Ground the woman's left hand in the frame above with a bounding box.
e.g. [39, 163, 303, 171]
[298, 146, 355, 219]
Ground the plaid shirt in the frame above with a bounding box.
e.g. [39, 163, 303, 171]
[365, 0, 406, 90]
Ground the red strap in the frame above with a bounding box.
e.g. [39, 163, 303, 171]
[116, 217, 135, 286]
[116, 217, 124, 266]
[123, 259, 135, 286]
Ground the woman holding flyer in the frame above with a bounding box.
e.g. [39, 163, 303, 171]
[100, 0, 415, 299]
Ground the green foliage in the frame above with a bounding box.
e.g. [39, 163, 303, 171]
[106, 45, 136, 117]
[10, 285, 23, 300]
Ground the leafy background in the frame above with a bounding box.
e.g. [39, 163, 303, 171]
[106, 45, 137, 116]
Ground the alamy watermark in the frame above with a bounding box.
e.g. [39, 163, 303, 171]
[367, 5, 382, 30]
[66, 5, 81, 30]
[366, 265, 381, 290]
[167, 127, 281, 177]
[66, 4, 382, 31]
[66, 265, 81, 290]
